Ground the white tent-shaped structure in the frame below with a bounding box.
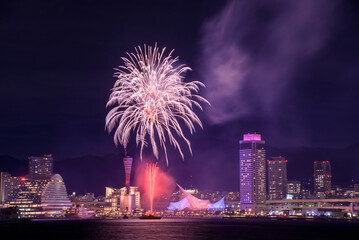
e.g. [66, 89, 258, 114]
[208, 197, 225, 210]
[167, 185, 225, 210]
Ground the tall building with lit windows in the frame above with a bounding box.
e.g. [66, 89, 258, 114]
[0, 172, 21, 204]
[29, 154, 53, 176]
[314, 161, 332, 199]
[239, 133, 266, 213]
[267, 156, 287, 200]
[287, 181, 301, 199]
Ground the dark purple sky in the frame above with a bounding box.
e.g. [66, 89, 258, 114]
[1, 0, 359, 189]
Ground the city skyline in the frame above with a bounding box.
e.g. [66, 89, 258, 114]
[1, 0, 359, 178]
[1, 1, 359, 238]
[2, 150, 358, 213]
[0, 137, 358, 195]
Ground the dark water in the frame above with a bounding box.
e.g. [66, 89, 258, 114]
[1, 218, 359, 240]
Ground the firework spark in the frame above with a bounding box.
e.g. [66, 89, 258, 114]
[105, 44, 209, 164]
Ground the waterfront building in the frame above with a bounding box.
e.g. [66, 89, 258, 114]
[0, 172, 21, 204]
[119, 186, 141, 211]
[8, 174, 72, 218]
[28, 154, 53, 176]
[76, 193, 95, 202]
[104, 187, 121, 214]
[104, 186, 141, 214]
[267, 198, 359, 217]
[287, 181, 301, 199]
[314, 161, 332, 199]
[239, 133, 266, 213]
[267, 156, 287, 200]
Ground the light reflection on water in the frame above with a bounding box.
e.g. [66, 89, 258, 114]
[2, 218, 359, 240]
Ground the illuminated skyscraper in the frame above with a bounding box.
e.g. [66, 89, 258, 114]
[239, 133, 266, 212]
[28, 154, 53, 176]
[314, 161, 332, 199]
[267, 156, 287, 200]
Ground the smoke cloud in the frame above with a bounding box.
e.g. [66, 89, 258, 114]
[134, 159, 176, 210]
[200, 0, 336, 125]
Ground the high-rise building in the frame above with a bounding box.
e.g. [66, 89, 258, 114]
[314, 161, 332, 199]
[267, 156, 287, 200]
[28, 154, 53, 176]
[239, 133, 266, 213]
[0, 172, 21, 204]
[287, 181, 301, 199]
[0, 172, 11, 204]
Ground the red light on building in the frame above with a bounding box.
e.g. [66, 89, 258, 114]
[21, 177, 26, 181]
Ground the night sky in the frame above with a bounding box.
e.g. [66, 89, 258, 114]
[1, 0, 359, 190]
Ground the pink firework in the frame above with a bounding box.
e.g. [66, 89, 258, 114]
[145, 163, 159, 213]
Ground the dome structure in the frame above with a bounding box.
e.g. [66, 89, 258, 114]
[8, 174, 72, 218]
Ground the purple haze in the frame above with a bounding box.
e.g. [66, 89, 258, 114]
[200, 0, 336, 128]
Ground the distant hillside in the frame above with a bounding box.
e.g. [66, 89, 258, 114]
[0, 155, 28, 176]
[55, 154, 127, 196]
[0, 144, 358, 195]
[0, 154, 127, 196]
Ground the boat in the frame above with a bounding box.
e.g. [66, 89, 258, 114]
[139, 213, 162, 219]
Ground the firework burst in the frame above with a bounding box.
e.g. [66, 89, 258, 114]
[105, 44, 209, 164]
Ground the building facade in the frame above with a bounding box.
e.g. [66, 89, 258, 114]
[28, 154, 53, 176]
[287, 181, 301, 199]
[267, 156, 288, 200]
[0, 172, 21, 204]
[104, 186, 141, 215]
[239, 133, 266, 213]
[8, 174, 72, 218]
[314, 161, 332, 199]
